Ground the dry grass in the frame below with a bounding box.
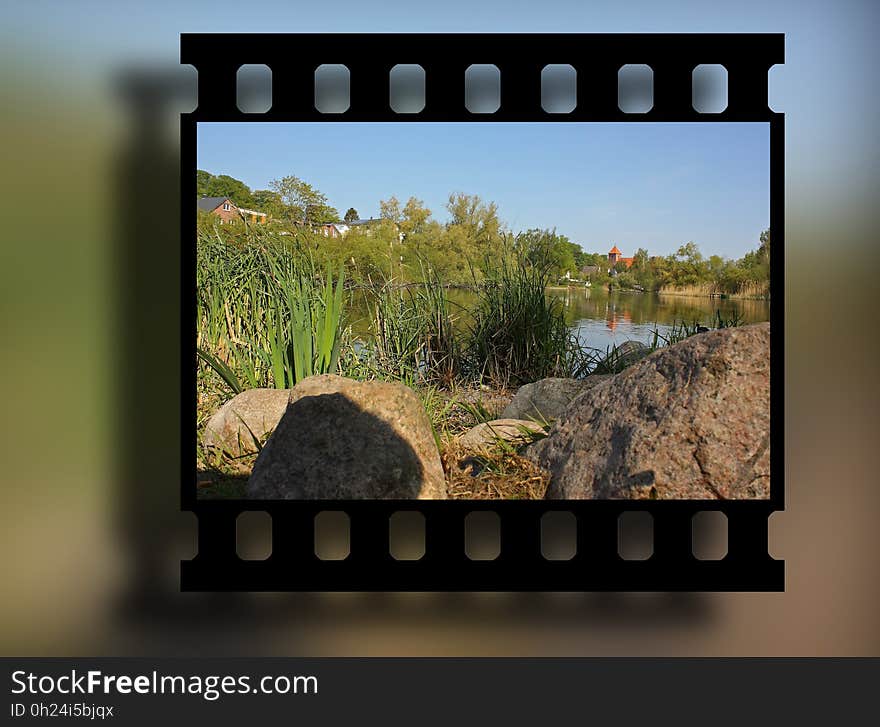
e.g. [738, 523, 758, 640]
[427, 385, 514, 436]
[659, 281, 770, 300]
[441, 437, 550, 500]
[196, 381, 526, 500]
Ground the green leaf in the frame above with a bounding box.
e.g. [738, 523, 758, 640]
[197, 346, 243, 395]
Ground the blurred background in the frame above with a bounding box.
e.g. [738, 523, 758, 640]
[1, 0, 877, 655]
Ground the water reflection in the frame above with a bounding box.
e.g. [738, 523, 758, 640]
[553, 286, 770, 352]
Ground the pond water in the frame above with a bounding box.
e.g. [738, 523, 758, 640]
[550, 286, 770, 353]
[346, 286, 770, 354]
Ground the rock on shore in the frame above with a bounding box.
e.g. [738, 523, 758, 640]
[202, 388, 291, 457]
[247, 375, 446, 499]
[527, 323, 771, 499]
[501, 375, 613, 422]
[459, 419, 547, 452]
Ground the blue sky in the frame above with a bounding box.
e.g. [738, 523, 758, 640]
[198, 121, 769, 259]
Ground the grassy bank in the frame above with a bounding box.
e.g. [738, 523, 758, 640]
[195, 227, 604, 499]
[196, 226, 751, 499]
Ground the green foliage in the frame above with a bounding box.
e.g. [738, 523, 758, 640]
[197, 166, 769, 299]
[600, 231, 770, 298]
[270, 174, 340, 224]
[464, 238, 593, 386]
[515, 228, 582, 279]
[276, 261, 346, 384]
[251, 189, 287, 218]
[196, 226, 346, 392]
[197, 345, 245, 395]
[445, 193, 504, 273]
[197, 169, 256, 208]
[354, 263, 460, 387]
[344, 207, 359, 223]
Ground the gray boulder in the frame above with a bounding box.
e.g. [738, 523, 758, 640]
[501, 375, 613, 422]
[202, 388, 291, 457]
[528, 323, 771, 499]
[459, 419, 547, 452]
[247, 375, 446, 499]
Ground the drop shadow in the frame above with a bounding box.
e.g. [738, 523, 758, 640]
[248, 392, 427, 499]
[109, 64, 716, 655]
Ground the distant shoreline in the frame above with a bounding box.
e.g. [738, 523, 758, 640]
[545, 284, 770, 302]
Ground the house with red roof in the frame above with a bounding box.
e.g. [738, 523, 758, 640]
[608, 245, 635, 269]
[198, 196, 268, 225]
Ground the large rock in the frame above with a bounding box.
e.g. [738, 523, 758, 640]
[247, 375, 446, 499]
[202, 388, 291, 457]
[528, 323, 771, 499]
[501, 375, 613, 422]
[459, 419, 547, 452]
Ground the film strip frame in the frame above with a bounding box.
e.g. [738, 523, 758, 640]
[181, 33, 784, 591]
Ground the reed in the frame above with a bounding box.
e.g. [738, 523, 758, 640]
[354, 261, 462, 386]
[659, 280, 770, 300]
[196, 227, 346, 392]
[463, 241, 594, 386]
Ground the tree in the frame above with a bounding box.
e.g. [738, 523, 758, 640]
[397, 199, 441, 278]
[445, 193, 503, 270]
[270, 175, 339, 223]
[580, 252, 606, 269]
[401, 197, 432, 237]
[674, 241, 703, 264]
[196, 169, 214, 198]
[514, 229, 579, 278]
[344, 207, 359, 223]
[251, 189, 287, 218]
[613, 260, 631, 276]
[379, 196, 402, 224]
[570, 245, 588, 270]
[446, 193, 500, 237]
[758, 228, 770, 263]
[668, 241, 708, 286]
[197, 170, 255, 207]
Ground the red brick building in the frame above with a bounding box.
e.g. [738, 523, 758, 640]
[608, 245, 634, 269]
[198, 196, 267, 224]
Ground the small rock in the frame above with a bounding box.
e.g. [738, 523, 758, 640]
[248, 375, 446, 499]
[501, 375, 613, 422]
[528, 324, 771, 499]
[459, 419, 547, 452]
[202, 388, 291, 457]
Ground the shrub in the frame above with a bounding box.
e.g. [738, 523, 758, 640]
[464, 239, 593, 386]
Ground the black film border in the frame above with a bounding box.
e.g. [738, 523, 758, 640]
[181, 33, 784, 592]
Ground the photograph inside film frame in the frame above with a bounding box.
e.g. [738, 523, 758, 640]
[195, 123, 771, 502]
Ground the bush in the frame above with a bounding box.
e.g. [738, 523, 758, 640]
[464, 241, 593, 386]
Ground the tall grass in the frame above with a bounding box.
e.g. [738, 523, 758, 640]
[353, 263, 461, 386]
[464, 240, 594, 386]
[196, 226, 346, 393]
